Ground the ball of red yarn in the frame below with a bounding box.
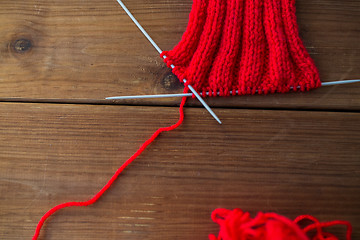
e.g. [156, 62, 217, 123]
[209, 209, 352, 240]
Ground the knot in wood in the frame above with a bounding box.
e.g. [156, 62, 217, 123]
[13, 39, 32, 53]
[161, 73, 182, 91]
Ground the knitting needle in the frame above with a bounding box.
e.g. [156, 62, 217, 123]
[115, 0, 222, 124]
[106, 79, 360, 100]
[321, 79, 360, 86]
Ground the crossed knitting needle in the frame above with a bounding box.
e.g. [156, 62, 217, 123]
[112, 0, 360, 123]
[114, 0, 222, 124]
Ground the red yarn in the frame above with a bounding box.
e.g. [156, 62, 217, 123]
[209, 209, 352, 240]
[31, 91, 188, 240]
[31, 1, 349, 239]
[161, 0, 322, 96]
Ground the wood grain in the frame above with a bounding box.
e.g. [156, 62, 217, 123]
[0, 103, 359, 239]
[0, 1, 359, 240]
[0, 0, 359, 110]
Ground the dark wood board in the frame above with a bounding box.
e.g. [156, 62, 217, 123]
[0, 0, 359, 110]
[0, 103, 359, 239]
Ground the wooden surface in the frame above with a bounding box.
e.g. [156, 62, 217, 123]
[0, 0, 359, 110]
[0, 0, 359, 239]
[1, 103, 359, 239]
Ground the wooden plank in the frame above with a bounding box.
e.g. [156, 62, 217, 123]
[0, 0, 359, 110]
[0, 102, 359, 239]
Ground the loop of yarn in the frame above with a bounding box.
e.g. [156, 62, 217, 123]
[209, 209, 352, 240]
[162, 0, 322, 96]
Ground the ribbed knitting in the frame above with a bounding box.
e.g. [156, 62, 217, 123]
[161, 0, 321, 96]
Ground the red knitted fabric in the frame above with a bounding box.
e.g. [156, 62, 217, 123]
[209, 209, 352, 240]
[161, 0, 321, 96]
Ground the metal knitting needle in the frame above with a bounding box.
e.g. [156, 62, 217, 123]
[115, 0, 222, 124]
[321, 79, 360, 86]
[106, 79, 360, 100]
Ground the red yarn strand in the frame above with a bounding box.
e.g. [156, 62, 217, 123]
[32, 91, 188, 240]
[294, 214, 352, 240]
